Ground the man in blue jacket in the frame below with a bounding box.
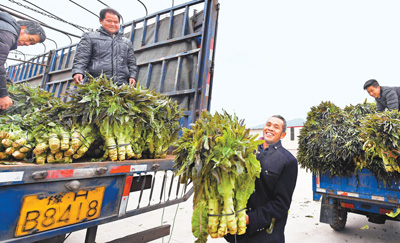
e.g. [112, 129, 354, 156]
[225, 115, 298, 243]
[363, 79, 400, 111]
[0, 11, 46, 110]
[72, 8, 138, 86]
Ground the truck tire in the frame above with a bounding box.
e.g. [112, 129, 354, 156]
[330, 205, 347, 231]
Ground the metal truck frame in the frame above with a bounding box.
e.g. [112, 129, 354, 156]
[1, 1, 219, 242]
[313, 168, 400, 231]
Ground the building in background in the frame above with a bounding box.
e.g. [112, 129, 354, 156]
[249, 118, 305, 155]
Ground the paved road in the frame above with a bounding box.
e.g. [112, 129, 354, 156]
[65, 166, 400, 243]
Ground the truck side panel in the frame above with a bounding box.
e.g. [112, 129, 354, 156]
[314, 168, 400, 221]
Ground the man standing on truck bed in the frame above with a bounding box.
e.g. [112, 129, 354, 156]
[364, 79, 400, 111]
[72, 8, 138, 86]
[0, 11, 46, 110]
[225, 115, 298, 243]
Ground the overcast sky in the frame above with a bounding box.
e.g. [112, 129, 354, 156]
[4, 0, 400, 127]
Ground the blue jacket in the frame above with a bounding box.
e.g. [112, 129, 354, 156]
[72, 27, 138, 85]
[0, 11, 20, 97]
[225, 140, 298, 243]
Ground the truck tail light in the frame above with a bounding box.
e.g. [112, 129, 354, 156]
[341, 202, 354, 209]
[379, 208, 393, 215]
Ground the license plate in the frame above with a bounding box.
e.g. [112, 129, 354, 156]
[15, 186, 105, 237]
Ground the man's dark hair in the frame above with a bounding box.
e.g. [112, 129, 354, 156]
[363, 79, 380, 90]
[270, 115, 287, 133]
[17, 20, 46, 43]
[99, 8, 121, 22]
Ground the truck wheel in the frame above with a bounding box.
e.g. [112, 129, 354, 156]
[330, 205, 347, 231]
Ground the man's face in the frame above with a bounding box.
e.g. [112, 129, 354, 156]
[100, 12, 120, 35]
[263, 117, 286, 146]
[18, 27, 40, 46]
[366, 86, 381, 99]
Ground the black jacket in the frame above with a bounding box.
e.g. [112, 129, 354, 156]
[72, 27, 138, 85]
[375, 86, 400, 111]
[225, 141, 298, 243]
[0, 11, 20, 97]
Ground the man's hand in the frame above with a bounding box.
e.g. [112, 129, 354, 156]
[129, 78, 136, 86]
[0, 96, 13, 110]
[73, 73, 83, 84]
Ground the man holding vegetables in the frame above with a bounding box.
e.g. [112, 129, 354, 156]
[72, 8, 138, 86]
[225, 115, 298, 243]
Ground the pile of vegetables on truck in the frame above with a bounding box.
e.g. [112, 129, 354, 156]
[298, 100, 400, 230]
[298, 100, 400, 183]
[0, 74, 183, 164]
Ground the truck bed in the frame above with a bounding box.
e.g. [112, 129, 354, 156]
[314, 168, 400, 225]
[0, 156, 193, 242]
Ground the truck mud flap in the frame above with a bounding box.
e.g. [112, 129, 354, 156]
[320, 201, 335, 225]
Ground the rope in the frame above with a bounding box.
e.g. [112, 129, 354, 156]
[107, 143, 132, 149]
[7, 0, 93, 31]
[208, 208, 246, 217]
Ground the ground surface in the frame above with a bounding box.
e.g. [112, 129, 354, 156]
[64, 167, 400, 243]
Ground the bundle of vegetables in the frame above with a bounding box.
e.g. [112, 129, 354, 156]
[343, 99, 376, 121]
[297, 101, 362, 177]
[0, 115, 34, 161]
[360, 110, 400, 175]
[143, 97, 183, 158]
[65, 74, 183, 161]
[30, 120, 100, 164]
[298, 100, 400, 183]
[0, 83, 61, 116]
[173, 111, 263, 242]
[0, 90, 102, 164]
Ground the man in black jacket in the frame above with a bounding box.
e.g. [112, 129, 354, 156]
[225, 115, 298, 243]
[0, 11, 46, 110]
[363, 79, 400, 111]
[72, 8, 138, 86]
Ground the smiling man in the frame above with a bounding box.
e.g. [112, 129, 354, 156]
[0, 11, 46, 110]
[364, 79, 400, 112]
[225, 115, 298, 243]
[72, 8, 138, 86]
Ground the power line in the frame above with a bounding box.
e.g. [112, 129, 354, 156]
[97, 0, 109, 7]
[22, 0, 86, 32]
[0, 4, 81, 38]
[7, 0, 93, 32]
[137, 0, 148, 16]
[68, 0, 99, 18]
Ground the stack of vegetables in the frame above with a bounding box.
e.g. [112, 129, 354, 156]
[173, 111, 263, 242]
[298, 100, 400, 183]
[0, 83, 60, 116]
[360, 110, 400, 181]
[0, 74, 183, 163]
[0, 84, 64, 163]
[0, 116, 31, 161]
[65, 74, 183, 161]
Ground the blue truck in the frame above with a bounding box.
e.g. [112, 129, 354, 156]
[313, 168, 400, 230]
[1, 0, 219, 242]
